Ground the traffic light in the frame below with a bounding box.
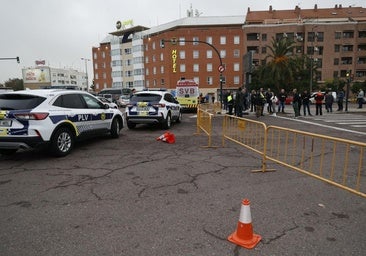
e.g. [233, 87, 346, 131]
[346, 70, 351, 82]
[160, 39, 165, 48]
[16, 56, 20, 63]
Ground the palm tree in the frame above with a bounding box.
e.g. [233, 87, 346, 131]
[261, 37, 296, 92]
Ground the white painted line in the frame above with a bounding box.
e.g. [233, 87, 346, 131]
[274, 116, 366, 136]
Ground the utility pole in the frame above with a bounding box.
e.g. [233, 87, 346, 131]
[81, 58, 90, 92]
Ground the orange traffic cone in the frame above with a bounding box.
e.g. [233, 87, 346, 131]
[156, 132, 169, 141]
[228, 199, 261, 249]
[162, 132, 175, 144]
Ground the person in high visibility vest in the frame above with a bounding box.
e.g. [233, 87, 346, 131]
[227, 92, 234, 115]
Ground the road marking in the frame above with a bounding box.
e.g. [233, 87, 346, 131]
[275, 116, 366, 136]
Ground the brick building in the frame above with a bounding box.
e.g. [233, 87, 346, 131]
[92, 4, 366, 97]
[243, 4, 366, 90]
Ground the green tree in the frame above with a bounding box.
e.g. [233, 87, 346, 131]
[261, 37, 296, 92]
[4, 78, 24, 91]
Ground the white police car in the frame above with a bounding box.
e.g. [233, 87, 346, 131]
[0, 89, 124, 157]
[126, 90, 182, 129]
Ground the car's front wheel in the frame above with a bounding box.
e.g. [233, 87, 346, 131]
[50, 127, 74, 157]
[110, 118, 121, 138]
[176, 111, 182, 123]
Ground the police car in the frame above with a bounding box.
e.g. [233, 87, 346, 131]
[126, 90, 182, 129]
[0, 89, 124, 156]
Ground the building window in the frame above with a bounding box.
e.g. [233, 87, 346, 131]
[247, 33, 259, 41]
[153, 67, 156, 75]
[233, 76, 240, 84]
[152, 42, 156, 50]
[261, 47, 267, 54]
[193, 37, 199, 45]
[161, 66, 164, 74]
[234, 36, 240, 44]
[220, 36, 226, 45]
[193, 50, 199, 59]
[145, 56, 149, 63]
[160, 53, 164, 61]
[179, 51, 186, 59]
[193, 77, 199, 85]
[334, 58, 339, 65]
[152, 55, 156, 62]
[359, 31, 366, 38]
[341, 57, 352, 65]
[220, 50, 226, 58]
[233, 63, 240, 71]
[179, 37, 185, 46]
[333, 71, 339, 78]
[207, 50, 213, 59]
[207, 76, 213, 85]
[161, 79, 165, 85]
[193, 64, 199, 72]
[93, 52, 97, 59]
[206, 36, 212, 44]
[207, 63, 213, 72]
[262, 34, 267, 41]
[335, 32, 341, 39]
[233, 49, 240, 58]
[180, 64, 186, 72]
[334, 45, 340, 52]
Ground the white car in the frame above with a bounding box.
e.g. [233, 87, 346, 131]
[0, 89, 124, 156]
[126, 89, 182, 129]
[97, 96, 119, 109]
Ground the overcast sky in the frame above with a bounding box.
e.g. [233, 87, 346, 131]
[0, 0, 363, 84]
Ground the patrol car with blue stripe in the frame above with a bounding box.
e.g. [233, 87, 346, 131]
[126, 89, 182, 129]
[0, 89, 124, 156]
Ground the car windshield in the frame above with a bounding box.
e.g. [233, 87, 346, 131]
[131, 94, 161, 102]
[0, 94, 46, 110]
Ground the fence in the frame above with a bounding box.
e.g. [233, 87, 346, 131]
[220, 115, 366, 198]
[195, 106, 216, 148]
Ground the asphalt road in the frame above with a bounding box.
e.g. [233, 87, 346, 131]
[0, 110, 365, 256]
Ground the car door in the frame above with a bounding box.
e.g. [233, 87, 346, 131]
[164, 93, 180, 118]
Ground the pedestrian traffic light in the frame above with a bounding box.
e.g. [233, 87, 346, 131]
[16, 56, 20, 63]
[160, 39, 165, 48]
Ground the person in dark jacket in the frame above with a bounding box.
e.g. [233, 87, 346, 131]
[277, 89, 287, 113]
[301, 90, 312, 116]
[235, 87, 244, 117]
[325, 91, 334, 112]
[292, 88, 301, 117]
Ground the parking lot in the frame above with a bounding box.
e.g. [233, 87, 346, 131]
[0, 113, 365, 256]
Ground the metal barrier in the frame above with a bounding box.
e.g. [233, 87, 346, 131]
[198, 102, 222, 114]
[196, 106, 216, 148]
[221, 115, 366, 198]
[222, 115, 275, 172]
[266, 126, 366, 198]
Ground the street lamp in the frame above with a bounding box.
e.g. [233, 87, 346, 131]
[81, 57, 90, 92]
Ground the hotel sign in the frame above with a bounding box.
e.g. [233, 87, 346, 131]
[172, 49, 177, 73]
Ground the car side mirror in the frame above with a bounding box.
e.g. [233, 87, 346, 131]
[104, 103, 110, 109]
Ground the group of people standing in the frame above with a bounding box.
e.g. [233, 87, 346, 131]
[224, 87, 349, 118]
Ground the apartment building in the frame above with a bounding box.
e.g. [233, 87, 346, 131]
[92, 4, 366, 96]
[140, 16, 245, 97]
[92, 35, 113, 93]
[243, 4, 366, 85]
